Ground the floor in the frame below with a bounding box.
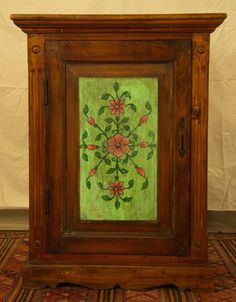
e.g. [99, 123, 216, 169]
[0, 209, 235, 232]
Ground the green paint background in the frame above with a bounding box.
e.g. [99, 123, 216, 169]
[79, 78, 158, 220]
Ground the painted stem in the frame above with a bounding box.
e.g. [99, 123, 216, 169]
[96, 152, 109, 169]
[96, 125, 108, 139]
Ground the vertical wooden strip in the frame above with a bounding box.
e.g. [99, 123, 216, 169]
[191, 33, 210, 260]
[28, 35, 46, 259]
[45, 41, 66, 251]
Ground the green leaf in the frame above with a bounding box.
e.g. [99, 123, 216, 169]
[130, 150, 138, 157]
[106, 167, 116, 174]
[95, 133, 102, 141]
[83, 104, 89, 115]
[147, 151, 153, 160]
[98, 106, 106, 116]
[82, 153, 88, 161]
[148, 130, 155, 138]
[128, 179, 134, 189]
[123, 156, 129, 164]
[145, 100, 152, 111]
[105, 125, 112, 133]
[120, 168, 128, 174]
[97, 182, 104, 189]
[82, 130, 88, 139]
[86, 179, 91, 189]
[105, 117, 113, 124]
[79, 144, 86, 149]
[123, 197, 132, 202]
[102, 195, 113, 201]
[133, 134, 138, 141]
[105, 158, 111, 165]
[124, 125, 130, 131]
[150, 143, 157, 147]
[115, 200, 120, 209]
[101, 93, 110, 100]
[95, 152, 101, 159]
[120, 117, 129, 124]
[122, 91, 131, 99]
[130, 104, 136, 112]
[141, 179, 149, 190]
[114, 82, 119, 92]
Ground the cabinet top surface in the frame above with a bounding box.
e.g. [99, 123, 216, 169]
[11, 13, 226, 34]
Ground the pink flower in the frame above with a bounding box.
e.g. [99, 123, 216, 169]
[87, 116, 95, 126]
[87, 144, 97, 150]
[107, 134, 130, 157]
[109, 180, 125, 197]
[139, 142, 149, 148]
[140, 114, 148, 124]
[89, 168, 97, 176]
[109, 98, 125, 116]
[136, 166, 145, 177]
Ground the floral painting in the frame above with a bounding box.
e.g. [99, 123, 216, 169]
[79, 78, 158, 221]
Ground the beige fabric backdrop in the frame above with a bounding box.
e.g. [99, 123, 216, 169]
[0, 0, 235, 210]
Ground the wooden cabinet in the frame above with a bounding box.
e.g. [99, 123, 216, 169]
[11, 14, 226, 290]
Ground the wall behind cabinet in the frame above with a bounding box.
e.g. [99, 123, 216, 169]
[0, 0, 235, 210]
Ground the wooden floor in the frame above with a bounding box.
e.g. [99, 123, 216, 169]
[0, 209, 235, 232]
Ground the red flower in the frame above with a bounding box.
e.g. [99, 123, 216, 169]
[140, 114, 148, 124]
[109, 180, 125, 196]
[109, 98, 125, 116]
[136, 166, 145, 177]
[139, 141, 149, 148]
[87, 116, 95, 126]
[87, 144, 97, 150]
[89, 168, 97, 176]
[107, 134, 130, 157]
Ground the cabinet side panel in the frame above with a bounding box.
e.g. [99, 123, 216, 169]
[191, 33, 210, 261]
[28, 35, 46, 260]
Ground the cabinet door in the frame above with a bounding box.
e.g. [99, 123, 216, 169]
[45, 39, 191, 261]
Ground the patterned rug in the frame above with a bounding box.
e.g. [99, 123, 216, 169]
[0, 232, 235, 302]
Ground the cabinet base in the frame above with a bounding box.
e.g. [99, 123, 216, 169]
[22, 263, 213, 291]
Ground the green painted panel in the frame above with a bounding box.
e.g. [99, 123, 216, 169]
[79, 78, 158, 220]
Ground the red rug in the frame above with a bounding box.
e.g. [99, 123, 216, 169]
[0, 232, 235, 301]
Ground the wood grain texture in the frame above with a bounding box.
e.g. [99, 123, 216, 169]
[27, 35, 46, 261]
[191, 33, 210, 261]
[11, 14, 226, 34]
[11, 14, 227, 290]
[22, 263, 213, 291]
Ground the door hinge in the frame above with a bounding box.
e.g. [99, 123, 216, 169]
[44, 78, 48, 106]
[45, 178, 50, 215]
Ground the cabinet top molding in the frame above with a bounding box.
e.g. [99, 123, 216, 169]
[11, 13, 226, 34]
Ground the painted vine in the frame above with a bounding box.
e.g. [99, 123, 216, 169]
[80, 82, 157, 209]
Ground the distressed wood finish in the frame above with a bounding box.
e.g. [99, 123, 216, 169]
[27, 35, 46, 261]
[11, 14, 226, 290]
[22, 264, 213, 291]
[11, 14, 225, 33]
